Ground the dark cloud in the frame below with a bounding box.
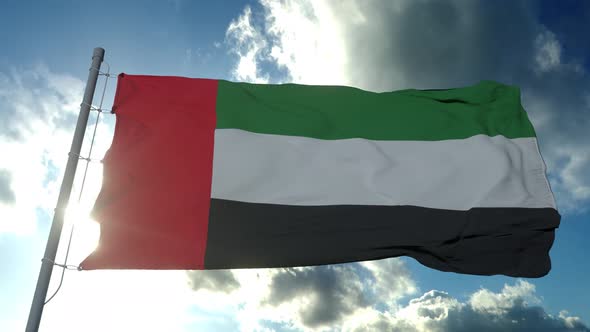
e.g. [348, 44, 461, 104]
[186, 270, 240, 293]
[341, 1, 540, 91]
[264, 265, 368, 328]
[0, 169, 15, 204]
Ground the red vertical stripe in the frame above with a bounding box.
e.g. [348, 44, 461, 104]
[81, 74, 217, 269]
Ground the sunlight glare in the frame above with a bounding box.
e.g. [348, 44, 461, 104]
[63, 204, 100, 262]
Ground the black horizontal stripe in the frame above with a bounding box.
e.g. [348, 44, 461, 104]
[204, 200, 560, 277]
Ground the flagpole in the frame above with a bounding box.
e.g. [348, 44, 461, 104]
[26, 47, 105, 332]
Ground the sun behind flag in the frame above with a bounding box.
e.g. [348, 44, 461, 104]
[80, 74, 560, 277]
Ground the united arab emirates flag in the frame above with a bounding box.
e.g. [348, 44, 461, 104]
[80, 74, 560, 277]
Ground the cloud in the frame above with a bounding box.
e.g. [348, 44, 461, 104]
[0, 66, 81, 142]
[263, 266, 368, 328]
[0, 169, 15, 204]
[0, 65, 84, 233]
[188, 261, 588, 332]
[346, 280, 589, 332]
[226, 6, 270, 83]
[187, 259, 416, 331]
[0, 64, 114, 234]
[535, 31, 563, 73]
[360, 259, 417, 308]
[186, 270, 241, 293]
[40, 270, 198, 332]
[444, 281, 588, 332]
[224, 0, 590, 214]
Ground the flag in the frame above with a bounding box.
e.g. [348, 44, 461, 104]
[80, 74, 560, 277]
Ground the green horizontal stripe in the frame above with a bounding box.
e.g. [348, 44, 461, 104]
[215, 80, 536, 141]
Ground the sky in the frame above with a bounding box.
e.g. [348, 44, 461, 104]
[0, 0, 589, 331]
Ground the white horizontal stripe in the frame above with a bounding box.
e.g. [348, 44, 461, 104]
[211, 129, 556, 210]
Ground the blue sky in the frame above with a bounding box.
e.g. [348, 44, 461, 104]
[1, 1, 589, 331]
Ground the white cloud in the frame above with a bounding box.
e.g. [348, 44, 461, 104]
[360, 259, 417, 309]
[41, 270, 197, 332]
[226, 6, 270, 83]
[0, 169, 15, 204]
[0, 64, 116, 235]
[561, 311, 588, 330]
[0, 65, 83, 234]
[534, 31, 562, 73]
[260, 0, 352, 86]
[390, 290, 463, 330]
[469, 280, 540, 315]
[556, 147, 590, 200]
[187, 270, 240, 293]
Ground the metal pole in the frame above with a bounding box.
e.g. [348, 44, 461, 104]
[26, 47, 105, 332]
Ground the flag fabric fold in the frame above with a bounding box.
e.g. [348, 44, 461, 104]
[80, 74, 560, 277]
